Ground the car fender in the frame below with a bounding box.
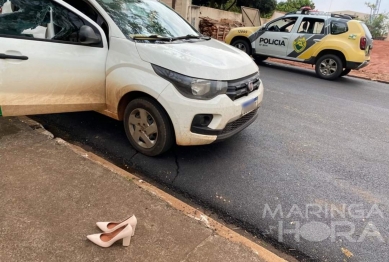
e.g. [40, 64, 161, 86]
[225, 26, 260, 44]
[311, 37, 360, 62]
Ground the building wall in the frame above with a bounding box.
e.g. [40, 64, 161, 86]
[261, 11, 286, 25]
[161, 1, 285, 30]
[161, 0, 191, 19]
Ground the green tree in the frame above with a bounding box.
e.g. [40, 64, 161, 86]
[363, 2, 389, 38]
[365, 1, 376, 22]
[276, 0, 315, 13]
[224, 0, 240, 12]
[364, 13, 389, 38]
[236, 0, 277, 15]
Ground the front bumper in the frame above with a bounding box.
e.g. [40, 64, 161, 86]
[158, 81, 264, 146]
[191, 108, 259, 142]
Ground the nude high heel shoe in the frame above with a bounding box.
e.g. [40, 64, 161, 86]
[96, 215, 137, 236]
[87, 224, 133, 248]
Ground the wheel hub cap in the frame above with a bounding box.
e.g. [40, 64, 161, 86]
[319, 59, 338, 76]
[235, 43, 246, 52]
[128, 108, 158, 149]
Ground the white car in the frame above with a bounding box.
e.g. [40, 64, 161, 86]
[0, 0, 264, 156]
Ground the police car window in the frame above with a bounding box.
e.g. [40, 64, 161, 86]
[298, 18, 325, 34]
[0, 0, 101, 43]
[331, 21, 348, 35]
[267, 17, 298, 33]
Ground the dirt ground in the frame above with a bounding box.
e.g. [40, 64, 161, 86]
[268, 40, 389, 83]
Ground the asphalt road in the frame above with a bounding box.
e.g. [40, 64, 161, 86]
[31, 63, 389, 262]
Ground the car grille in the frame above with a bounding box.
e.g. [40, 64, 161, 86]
[220, 109, 258, 135]
[227, 72, 260, 101]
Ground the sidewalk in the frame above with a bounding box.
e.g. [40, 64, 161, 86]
[0, 117, 285, 262]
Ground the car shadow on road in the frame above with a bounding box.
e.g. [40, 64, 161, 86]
[31, 111, 252, 183]
[258, 61, 369, 87]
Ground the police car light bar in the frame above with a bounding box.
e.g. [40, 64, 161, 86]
[308, 11, 332, 16]
[286, 6, 353, 20]
[299, 6, 312, 14]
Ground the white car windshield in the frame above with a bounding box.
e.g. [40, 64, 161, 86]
[96, 0, 199, 39]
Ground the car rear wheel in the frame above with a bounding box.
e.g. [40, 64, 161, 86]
[231, 39, 251, 55]
[340, 68, 352, 77]
[124, 97, 174, 156]
[315, 54, 343, 80]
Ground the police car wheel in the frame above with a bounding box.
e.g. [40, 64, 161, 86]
[315, 54, 343, 80]
[231, 39, 251, 55]
[340, 68, 352, 77]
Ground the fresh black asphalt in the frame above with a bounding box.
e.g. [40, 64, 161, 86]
[31, 62, 389, 261]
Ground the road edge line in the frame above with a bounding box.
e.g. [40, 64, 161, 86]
[18, 116, 287, 262]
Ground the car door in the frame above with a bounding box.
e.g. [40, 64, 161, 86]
[255, 16, 299, 57]
[286, 17, 326, 61]
[0, 0, 108, 117]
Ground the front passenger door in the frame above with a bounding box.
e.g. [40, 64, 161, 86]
[255, 17, 299, 57]
[0, 0, 108, 117]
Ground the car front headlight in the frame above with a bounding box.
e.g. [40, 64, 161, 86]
[152, 64, 228, 100]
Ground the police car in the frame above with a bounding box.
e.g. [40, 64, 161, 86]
[225, 7, 373, 80]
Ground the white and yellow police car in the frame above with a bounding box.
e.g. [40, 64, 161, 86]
[225, 7, 373, 80]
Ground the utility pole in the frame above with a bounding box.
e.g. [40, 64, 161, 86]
[373, 0, 382, 17]
[328, 0, 333, 12]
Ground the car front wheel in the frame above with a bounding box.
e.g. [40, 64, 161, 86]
[124, 97, 174, 156]
[231, 39, 251, 55]
[315, 54, 343, 80]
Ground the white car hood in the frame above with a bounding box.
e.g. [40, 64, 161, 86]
[136, 39, 258, 80]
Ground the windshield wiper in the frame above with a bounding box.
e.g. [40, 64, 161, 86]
[170, 34, 211, 41]
[133, 34, 211, 41]
[132, 35, 172, 41]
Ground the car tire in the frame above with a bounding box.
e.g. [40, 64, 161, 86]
[315, 54, 343, 80]
[123, 97, 174, 156]
[253, 55, 268, 63]
[340, 68, 352, 77]
[231, 39, 251, 55]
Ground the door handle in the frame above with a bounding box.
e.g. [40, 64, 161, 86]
[314, 39, 321, 43]
[0, 53, 29, 60]
[282, 36, 289, 39]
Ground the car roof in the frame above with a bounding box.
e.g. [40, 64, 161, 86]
[285, 14, 329, 19]
[283, 12, 354, 20]
[283, 14, 353, 23]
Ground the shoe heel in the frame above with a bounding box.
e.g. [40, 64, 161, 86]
[122, 235, 132, 246]
[131, 223, 136, 236]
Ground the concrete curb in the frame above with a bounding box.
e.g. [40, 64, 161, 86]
[18, 116, 287, 262]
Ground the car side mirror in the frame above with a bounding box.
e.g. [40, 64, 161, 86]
[79, 25, 101, 45]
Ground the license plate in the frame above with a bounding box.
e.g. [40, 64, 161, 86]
[242, 97, 258, 116]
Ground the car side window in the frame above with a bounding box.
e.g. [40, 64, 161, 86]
[0, 0, 101, 44]
[331, 21, 348, 35]
[62, 0, 109, 42]
[266, 17, 298, 33]
[297, 18, 325, 34]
